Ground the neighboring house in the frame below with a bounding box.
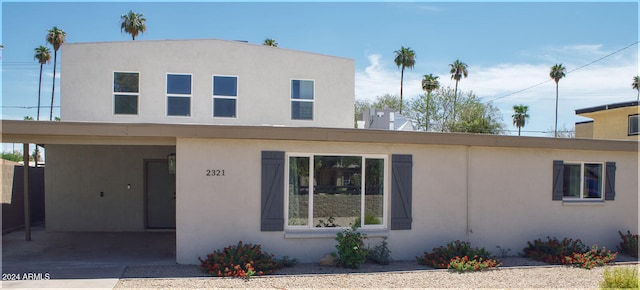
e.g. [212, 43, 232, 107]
[575, 101, 639, 140]
[61, 39, 355, 128]
[357, 109, 415, 131]
[1, 38, 637, 265]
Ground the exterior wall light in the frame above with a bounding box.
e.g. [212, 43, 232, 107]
[168, 153, 176, 175]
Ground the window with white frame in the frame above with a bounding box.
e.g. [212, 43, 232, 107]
[629, 114, 638, 136]
[213, 75, 237, 118]
[166, 74, 192, 116]
[287, 154, 385, 229]
[113, 72, 139, 115]
[291, 80, 314, 120]
[563, 162, 603, 199]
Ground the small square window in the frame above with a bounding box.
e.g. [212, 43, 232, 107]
[291, 80, 314, 100]
[213, 76, 237, 97]
[213, 98, 236, 118]
[629, 114, 638, 136]
[291, 80, 314, 120]
[114, 72, 139, 93]
[563, 162, 603, 199]
[292, 101, 313, 120]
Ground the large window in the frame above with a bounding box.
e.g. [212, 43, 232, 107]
[167, 74, 192, 116]
[113, 72, 139, 115]
[287, 154, 385, 229]
[213, 75, 237, 118]
[291, 80, 314, 120]
[629, 114, 638, 136]
[563, 162, 603, 200]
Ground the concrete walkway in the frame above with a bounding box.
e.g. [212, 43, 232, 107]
[1, 225, 176, 289]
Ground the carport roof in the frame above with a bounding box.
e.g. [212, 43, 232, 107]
[1, 120, 637, 152]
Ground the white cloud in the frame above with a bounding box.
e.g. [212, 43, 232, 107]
[355, 48, 638, 136]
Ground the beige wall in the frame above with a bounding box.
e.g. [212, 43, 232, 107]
[575, 122, 593, 138]
[578, 106, 639, 140]
[45, 145, 174, 231]
[175, 138, 638, 264]
[60, 39, 354, 128]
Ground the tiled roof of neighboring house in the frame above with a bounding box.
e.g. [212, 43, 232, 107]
[575, 101, 638, 114]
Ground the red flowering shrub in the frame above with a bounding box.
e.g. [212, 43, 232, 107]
[523, 237, 617, 269]
[417, 240, 501, 271]
[198, 241, 282, 277]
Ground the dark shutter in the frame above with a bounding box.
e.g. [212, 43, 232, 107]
[261, 151, 285, 231]
[605, 162, 616, 200]
[552, 160, 564, 200]
[391, 154, 412, 230]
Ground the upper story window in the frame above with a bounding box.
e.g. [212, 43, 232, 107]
[287, 154, 386, 229]
[563, 162, 603, 200]
[291, 80, 314, 120]
[629, 114, 638, 136]
[113, 72, 139, 115]
[167, 74, 192, 116]
[213, 75, 238, 118]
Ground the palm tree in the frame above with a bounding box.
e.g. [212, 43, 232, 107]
[393, 46, 416, 114]
[46, 26, 66, 121]
[263, 38, 278, 47]
[550, 63, 566, 137]
[421, 74, 440, 131]
[120, 10, 146, 40]
[34, 46, 51, 121]
[512, 104, 530, 136]
[632, 75, 640, 102]
[449, 59, 468, 121]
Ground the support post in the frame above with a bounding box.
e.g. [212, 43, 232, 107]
[23, 143, 31, 241]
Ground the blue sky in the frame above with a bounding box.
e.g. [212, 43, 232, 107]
[1, 1, 639, 140]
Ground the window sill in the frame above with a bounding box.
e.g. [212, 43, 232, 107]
[284, 228, 388, 239]
[562, 199, 605, 205]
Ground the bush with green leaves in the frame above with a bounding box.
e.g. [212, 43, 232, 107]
[600, 267, 639, 289]
[617, 230, 638, 258]
[335, 225, 368, 268]
[198, 241, 283, 277]
[416, 240, 501, 271]
[523, 236, 617, 269]
[367, 237, 392, 265]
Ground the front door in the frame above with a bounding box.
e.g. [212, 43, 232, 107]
[145, 160, 176, 229]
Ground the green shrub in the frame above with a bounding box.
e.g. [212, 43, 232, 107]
[367, 237, 392, 265]
[600, 267, 639, 289]
[523, 237, 617, 269]
[617, 230, 639, 258]
[198, 241, 283, 277]
[416, 240, 501, 271]
[335, 225, 368, 269]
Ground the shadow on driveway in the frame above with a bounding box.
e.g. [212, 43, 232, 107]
[2, 225, 176, 280]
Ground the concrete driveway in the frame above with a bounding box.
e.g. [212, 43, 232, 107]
[1, 225, 175, 289]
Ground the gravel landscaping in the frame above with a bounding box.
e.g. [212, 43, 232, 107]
[115, 256, 638, 289]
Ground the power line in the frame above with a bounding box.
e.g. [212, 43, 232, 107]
[1, 106, 60, 109]
[487, 41, 639, 102]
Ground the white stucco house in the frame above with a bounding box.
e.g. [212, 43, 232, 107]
[1, 38, 637, 265]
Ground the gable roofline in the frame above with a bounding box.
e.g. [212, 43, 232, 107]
[575, 101, 639, 115]
[1, 120, 637, 152]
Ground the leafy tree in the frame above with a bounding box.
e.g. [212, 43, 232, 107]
[263, 38, 278, 47]
[550, 63, 566, 138]
[46, 26, 66, 121]
[34, 45, 51, 121]
[512, 104, 530, 136]
[393, 46, 416, 114]
[633, 75, 639, 102]
[24, 116, 34, 120]
[406, 86, 503, 134]
[421, 74, 440, 131]
[121, 10, 146, 40]
[371, 94, 404, 112]
[449, 59, 468, 121]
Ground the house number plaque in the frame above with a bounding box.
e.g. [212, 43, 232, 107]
[205, 169, 225, 176]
